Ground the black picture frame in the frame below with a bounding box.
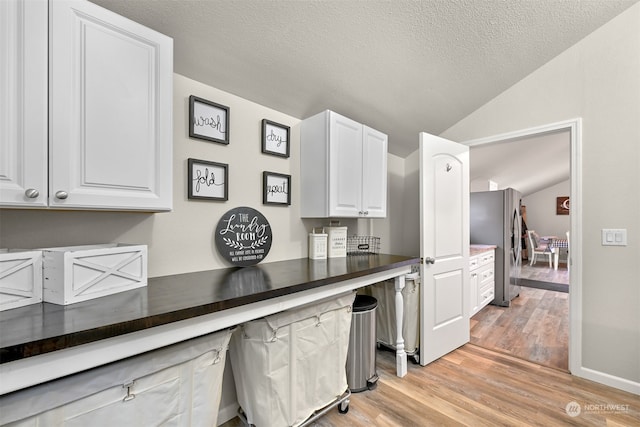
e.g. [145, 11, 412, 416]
[263, 171, 291, 205]
[188, 158, 228, 201]
[261, 119, 290, 158]
[189, 95, 230, 144]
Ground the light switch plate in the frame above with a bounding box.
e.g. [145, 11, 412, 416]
[601, 229, 627, 246]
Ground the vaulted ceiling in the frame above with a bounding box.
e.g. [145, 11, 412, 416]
[469, 130, 571, 196]
[91, 0, 636, 195]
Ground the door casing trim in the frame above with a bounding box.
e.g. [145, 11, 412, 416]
[462, 118, 582, 376]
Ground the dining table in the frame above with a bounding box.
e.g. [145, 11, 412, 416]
[549, 238, 569, 270]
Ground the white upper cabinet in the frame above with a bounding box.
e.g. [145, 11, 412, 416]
[361, 125, 388, 218]
[0, 0, 173, 211]
[0, 0, 48, 207]
[301, 110, 388, 218]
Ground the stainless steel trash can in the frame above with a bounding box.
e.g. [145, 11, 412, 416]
[346, 294, 379, 392]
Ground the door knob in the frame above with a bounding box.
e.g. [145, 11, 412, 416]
[424, 257, 436, 264]
[55, 190, 68, 200]
[25, 188, 39, 198]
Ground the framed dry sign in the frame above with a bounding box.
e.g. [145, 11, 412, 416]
[263, 171, 291, 205]
[261, 119, 290, 158]
[188, 158, 228, 201]
[189, 95, 229, 144]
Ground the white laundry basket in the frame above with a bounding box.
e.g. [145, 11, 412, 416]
[1, 328, 234, 427]
[368, 272, 420, 360]
[230, 292, 355, 427]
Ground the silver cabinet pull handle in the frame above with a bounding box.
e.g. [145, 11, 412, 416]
[424, 257, 436, 264]
[55, 191, 68, 200]
[25, 188, 39, 198]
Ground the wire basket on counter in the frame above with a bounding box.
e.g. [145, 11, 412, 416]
[346, 236, 380, 255]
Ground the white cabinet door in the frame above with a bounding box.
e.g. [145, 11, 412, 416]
[300, 110, 387, 218]
[0, 0, 48, 207]
[49, 0, 173, 210]
[361, 125, 387, 218]
[329, 112, 362, 217]
[469, 258, 479, 316]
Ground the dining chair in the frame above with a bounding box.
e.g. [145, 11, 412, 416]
[527, 230, 552, 267]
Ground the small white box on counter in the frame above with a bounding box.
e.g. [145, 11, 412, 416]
[42, 244, 148, 305]
[0, 249, 43, 311]
[323, 225, 347, 258]
[308, 228, 328, 260]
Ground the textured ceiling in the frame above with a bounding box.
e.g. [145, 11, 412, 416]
[90, 0, 636, 195]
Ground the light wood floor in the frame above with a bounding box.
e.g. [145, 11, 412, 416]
[470, 286, 569, 371]
[222, 344, 639, 426]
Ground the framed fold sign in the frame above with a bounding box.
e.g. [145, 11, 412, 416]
[188, 158, 228, 201]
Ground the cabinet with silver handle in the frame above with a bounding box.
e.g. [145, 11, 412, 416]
[469, 248, 495, 317]
[0, 0, 172, 211]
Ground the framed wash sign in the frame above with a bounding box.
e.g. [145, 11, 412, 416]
[263, 171, 291, 205]
[188, 158, 228, 201]
[261, 119, 290, 157]
[189, 95, 230, 144]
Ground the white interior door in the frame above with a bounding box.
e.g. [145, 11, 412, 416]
[419, 132, 470, 365]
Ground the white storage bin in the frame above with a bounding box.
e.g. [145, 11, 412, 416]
[42, 244, 147, 305]
[323, 225, 347, 258]
[367, 272, 420, 357]
[308, 228, 328, 260]
[0, 249, 43, 311]
[230, 292, 355, 427]
[0, 328, 234, 427]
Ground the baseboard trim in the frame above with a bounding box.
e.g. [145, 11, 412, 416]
[574, 366, 640, 395]
[520, 278, 568, 293]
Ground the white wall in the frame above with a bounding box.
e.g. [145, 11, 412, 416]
[400, 150, 421, 258]
[522, 180, 571, 239]
[374, 153, 406, 255]
[438, 4, 640, 388]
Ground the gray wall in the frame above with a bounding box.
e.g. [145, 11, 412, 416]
[522, 180, 571, 240]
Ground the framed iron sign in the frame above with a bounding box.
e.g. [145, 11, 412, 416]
[215, 206, 272, 266]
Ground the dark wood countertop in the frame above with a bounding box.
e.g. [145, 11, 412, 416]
[0, 254, 418, 364]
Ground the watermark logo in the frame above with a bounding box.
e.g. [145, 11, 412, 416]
[565, 401, 630, 417]
[565, 401, 581, 417]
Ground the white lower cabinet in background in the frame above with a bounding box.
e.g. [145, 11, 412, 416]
[0, 330, 233, 427]
[0, 0, 173, 211]
[469, 249, 495, 317]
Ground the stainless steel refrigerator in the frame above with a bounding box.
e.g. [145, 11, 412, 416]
[470, 188, 522, 307]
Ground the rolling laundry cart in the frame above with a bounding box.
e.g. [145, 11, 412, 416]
[368, 272, 420, 363]
[0, 329, 235, 427]
[230, 292, 355, 427]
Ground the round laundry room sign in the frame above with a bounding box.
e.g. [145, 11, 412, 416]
[215, 206, 272, 266]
